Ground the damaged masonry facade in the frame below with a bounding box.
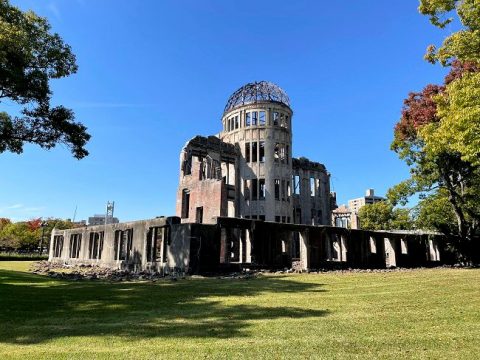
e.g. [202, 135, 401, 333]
[49, 81, 447, 273]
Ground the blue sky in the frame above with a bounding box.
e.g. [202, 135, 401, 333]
[1, 0, 453, 222]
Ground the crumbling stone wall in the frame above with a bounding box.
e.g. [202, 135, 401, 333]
[292, 157, 333, 226]
[176, 136, 237, 224]
[50, 216, 448, 274]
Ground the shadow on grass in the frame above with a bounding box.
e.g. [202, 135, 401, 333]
[0, 269, 329, 344]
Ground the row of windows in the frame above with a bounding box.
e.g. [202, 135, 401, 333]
[223, 111, 290, 132]
[243, 210, 323, 225]
[244, 178, 266, 201]
[243, 215, 292, 223]
[292, 175, 325, 197]
[335, 217, 350, 228]
[292, 208, 323, 225]
[243, 178, 291, 202]
[243, 176, 324, 202]
[53, 230, 134, 261]
[53, 228, 173, 262]
[245, 141, 264, 163]
[244, 142, 289, 164]
[244, 215, 266, 221]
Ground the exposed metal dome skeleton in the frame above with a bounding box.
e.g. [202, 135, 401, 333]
[224, 81, 290, 113]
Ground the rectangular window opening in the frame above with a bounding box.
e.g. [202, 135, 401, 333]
[252, 142, 258, 163]
[294, 175, 300, 195]
[244, 179, 250, 201]
[252, 111, 258, 126]
[280, 144, 286, 163]
[252, 179, 258, 200]
[183, 154, 192, 176]
[274, 143, 280, 162]
[196, 206, 203, 224]
[259, 178, 265, 200]
[69, 234, 82, 259]
[53, 235, 64, 258]
[181, 189, 190, 218]
[275, 179, 280, 200]
[259, 141, 265, 162]
[273, 112, 279, 126]
[259, 111, 266, 125]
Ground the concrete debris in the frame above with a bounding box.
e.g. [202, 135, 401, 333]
[30, 261, 457, 283]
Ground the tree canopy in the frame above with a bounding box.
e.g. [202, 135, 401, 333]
[357, 202, 413, 231]
[388, 1, 480, 262]
[418, 0, 480, 166]
[0, 217, 77, 250]
[0, 0, 90, 158]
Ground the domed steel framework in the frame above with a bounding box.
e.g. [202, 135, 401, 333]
[224, 81, 290, 113]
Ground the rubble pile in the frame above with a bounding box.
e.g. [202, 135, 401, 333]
[30, 261, 173, 281]
[30, 261, 453, 282]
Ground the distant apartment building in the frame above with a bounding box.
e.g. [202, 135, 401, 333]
[348, 189, 385, 213]
[88, 214, 119, 226]
[332, 189, 385, 229]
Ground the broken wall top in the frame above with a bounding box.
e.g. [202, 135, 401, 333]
[183, 135, 238, 160]
[292, 157, 327, 173]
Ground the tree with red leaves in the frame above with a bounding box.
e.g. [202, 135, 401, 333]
[389, 62, 480, 263]
[26, 218, 42, 231]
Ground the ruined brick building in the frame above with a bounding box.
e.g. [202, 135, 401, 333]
[176, 81, 334, 225]
[49, 82, 449, 274]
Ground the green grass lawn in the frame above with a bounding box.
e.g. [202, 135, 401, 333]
[0, 262, 479, 359]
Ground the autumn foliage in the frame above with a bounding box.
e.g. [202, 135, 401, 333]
[26, 218, 42, 231]
[444, 60, 480, 84]
[394, 60, 480, 143]
[395, 84, 444, 141]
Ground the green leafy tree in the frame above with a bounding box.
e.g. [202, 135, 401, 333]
[0, 217, 12, 248]
[418, 0, 480, 166]
[0, 217, 78, 250]
[419, 0, 480, 65]
[0, 221, 39, 249]
[414, 190, 457, 234]
[358, 202, 414, 231]
[391, 208, 414, 230]
[0, 0, 90, 158]
[389, 1, 480, 262]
